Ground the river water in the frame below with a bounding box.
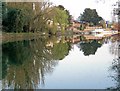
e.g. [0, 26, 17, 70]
[1, 34, 120, 90]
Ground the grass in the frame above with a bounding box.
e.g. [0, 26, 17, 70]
[1, 32, 46, 43]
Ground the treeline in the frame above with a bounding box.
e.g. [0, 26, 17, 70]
[2, 1, 71, 34]
[78, 8, 103, 26]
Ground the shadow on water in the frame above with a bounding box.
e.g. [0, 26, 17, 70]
[2, 36, 71, 89]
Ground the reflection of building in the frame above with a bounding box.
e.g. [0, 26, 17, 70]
[71, 35, 80, 43]
[84, 35, 103, 40]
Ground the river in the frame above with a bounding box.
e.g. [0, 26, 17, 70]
[1, 34, 120, 90]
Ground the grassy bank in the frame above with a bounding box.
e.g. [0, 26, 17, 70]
[1, 32, 47, 43]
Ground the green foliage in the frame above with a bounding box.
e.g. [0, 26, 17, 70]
[2, 3, 33, 32]
[80, 8, 103, 25]
[54, 7, 68, 24]
[3, 8, 19, 32]
[57, 5, 71, 24]
[47, 6, 69, 34]
[5, 8, 28, 32]
[2, 2, 70, 34]
[57, 5, 65, 10]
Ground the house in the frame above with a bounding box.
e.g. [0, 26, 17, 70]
[73, 20, 81, 28]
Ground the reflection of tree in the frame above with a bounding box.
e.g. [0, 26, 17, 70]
[109, 41, 118, 57]
[79, 40, 102, 56]
[108, 34, 120, 91]
[2, 37, 70, 89]
[51, 42, 70, 60]
[46, 36, 71, 60]
[108, 58, 120, 91]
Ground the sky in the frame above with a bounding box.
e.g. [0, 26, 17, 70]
[50, 0, 118, 21]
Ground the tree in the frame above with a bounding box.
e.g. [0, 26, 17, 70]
[2, 2, 70, 34]
[2, 2, 34, 32]
[57, 5, 71, 24]
[57, 5, 65, 10]
[65, 10, 72, 24]
[2, 8, 25, 32]
[2, 1, 54, 33]
[80, 8, 103, 25]
[46, 6, 69, 34]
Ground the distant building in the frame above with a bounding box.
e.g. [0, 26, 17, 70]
[73, 20, 81, 28]
[72, 20, 88, 28]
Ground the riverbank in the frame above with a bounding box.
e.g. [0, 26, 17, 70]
[1, 31, 120, 43]
[1, 32, 47, 43]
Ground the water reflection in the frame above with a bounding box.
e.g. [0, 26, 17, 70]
[109, 58, 120, 91]
[2, 34, 120, 89]
[2, 37, 70, 89]
[79, 40, 102, 56]
[108, 34, 120, 91]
